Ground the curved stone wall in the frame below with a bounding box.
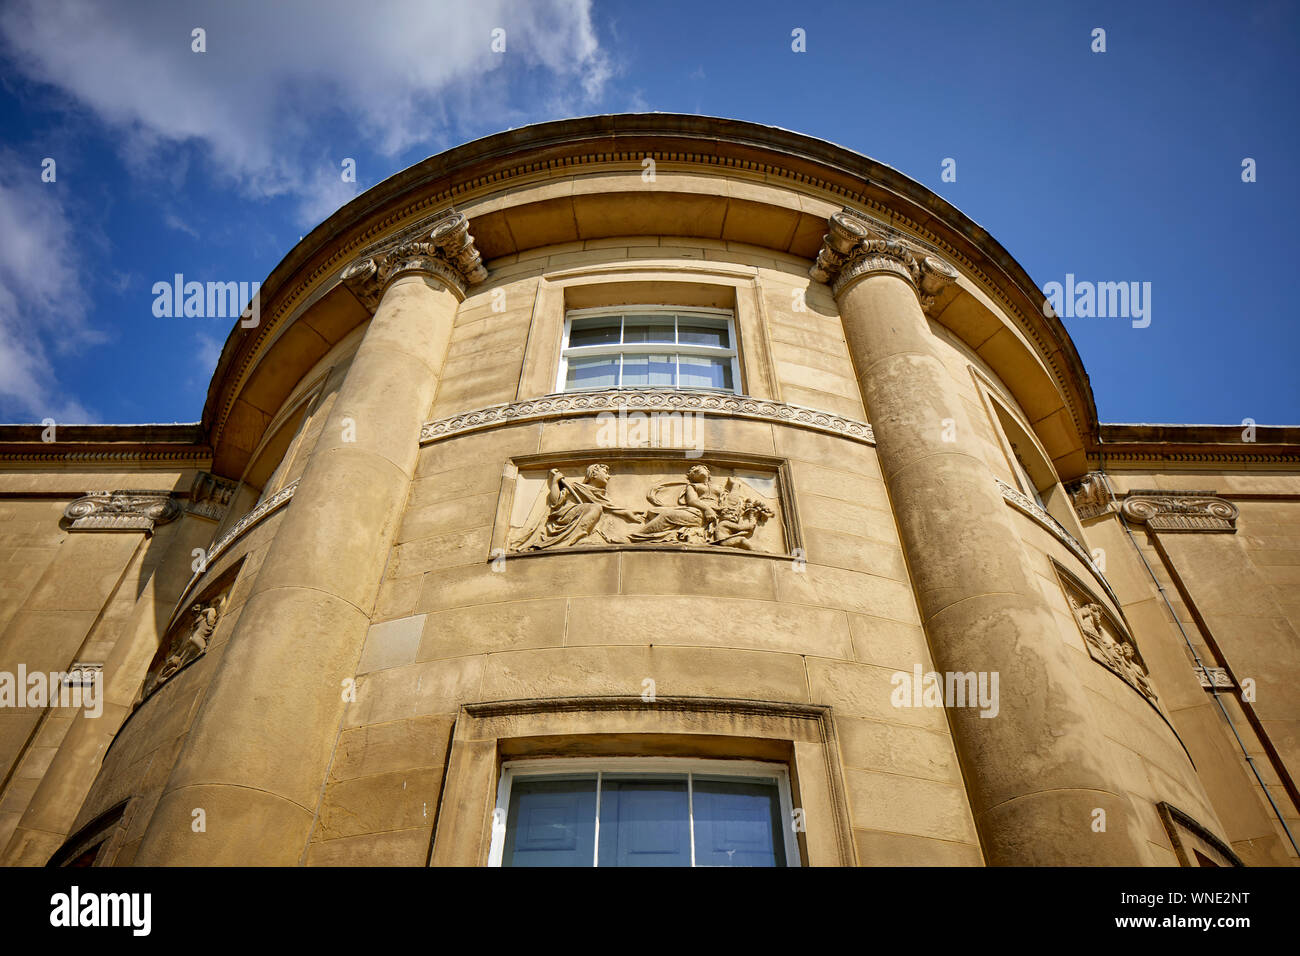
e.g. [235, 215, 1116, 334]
[60, 117, 1236, 867]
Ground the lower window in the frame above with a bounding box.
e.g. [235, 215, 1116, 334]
[488, 758, 799, 867]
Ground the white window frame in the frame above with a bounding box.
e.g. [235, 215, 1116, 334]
[556, 305, 742, 394]
[487, 756, 800, 867]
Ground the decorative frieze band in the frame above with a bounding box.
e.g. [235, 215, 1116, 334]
[341, 208, 486, 309]
[1120, 491, 1238, 533]
[809, 208, 959, 309]
[203, 479, 299, 570]
[996, 477, 1122, 609]
[420, 390, 875, 446]
[63, 491, 180, 532]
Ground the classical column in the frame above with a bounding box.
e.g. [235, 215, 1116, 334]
[134, 211, 485, 865]
[812, 209, 1149, 865]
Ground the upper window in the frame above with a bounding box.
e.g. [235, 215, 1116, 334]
[558, 307, 740, 394]
[488, 758, 798, 867]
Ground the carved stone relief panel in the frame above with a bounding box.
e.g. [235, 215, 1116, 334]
[1055, 561, 1159, 707]
[140, 587, 230, 701]
[500, 454, 795, 557]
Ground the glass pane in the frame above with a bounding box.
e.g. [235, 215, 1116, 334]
[678, 354, 733, 390]
[692, 776, 785, 867]
[568, 317, 621, 347]
[597, 775, 690, 867]
[620, 352, 675, 387]
[622, 314, 676, 344]
[565, 355, 618, 390]
[502, 775, 597, 867]
[677, 319, 729, 348]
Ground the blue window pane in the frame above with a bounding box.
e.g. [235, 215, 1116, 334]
[677, 321, 729, 348]
[623, 315, 675, 344]
[692, 777, 784, 867]
[502, 776, 597, 867]
[565, 355, 618, 389]
[621, 352, 675, 387]
[597, 775, 690, 867]
[568, 317, 621, 347]
[678, 355, 732, 390]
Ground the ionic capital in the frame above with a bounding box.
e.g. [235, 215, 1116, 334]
[63, 490, 181, 531]
[342, 209, 487, 310]
[1120, 491, 1239, 533]
[809, 208, 957, 310]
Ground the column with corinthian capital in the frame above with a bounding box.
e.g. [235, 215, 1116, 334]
[134, 211, 486, 865]
[812, 209, 1149, 865]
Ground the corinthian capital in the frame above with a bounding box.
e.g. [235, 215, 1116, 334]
[809, 208, 958, 310]
[342, 209, 487, 310]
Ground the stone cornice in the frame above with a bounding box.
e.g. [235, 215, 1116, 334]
[1094, 423, 1300, 464]
[0, 423, 210, 464]
[340, 209, 486, 309]
[198, 115, 1102, 470]
[809, 208, 959, 310]
[420, 390, 876, 446]
[1120, 491, 1239, 533]
[63, 490, 181, 531]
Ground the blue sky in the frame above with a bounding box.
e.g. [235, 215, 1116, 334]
[0, 0, 1296, 426]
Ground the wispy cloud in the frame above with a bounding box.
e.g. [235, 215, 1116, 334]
[1, 0, 612, 227]
[163, 211, 200, 239]
[0, 157, 96, 422]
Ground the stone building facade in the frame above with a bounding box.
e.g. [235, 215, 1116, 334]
[0, 115, 1296, 867]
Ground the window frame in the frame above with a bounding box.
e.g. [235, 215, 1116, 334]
[487, 756, 800, 867]
[557, 305, 742, 395]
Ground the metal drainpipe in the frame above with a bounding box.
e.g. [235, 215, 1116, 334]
[1098, 463, 1299, 857]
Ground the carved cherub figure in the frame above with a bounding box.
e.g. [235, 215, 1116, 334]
[711, 478, 775, 550]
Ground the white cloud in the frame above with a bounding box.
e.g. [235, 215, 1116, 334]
[163, 211, 200, 239]
[0, 161, 95, 422]
[1, 0, 611, 226]
[194, 331, 221, 372]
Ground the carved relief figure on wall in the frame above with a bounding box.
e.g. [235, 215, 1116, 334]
[1068, 593, 1158, 704]
[509, 462, 781, 553]
[143, 595, 226, 698]
[632, 465, 773, 549]
[510, 463, 644, 551]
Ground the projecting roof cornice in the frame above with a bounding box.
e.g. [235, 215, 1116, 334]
[1094, 423, 1300, 465]
[0, 423, 209, 464]
[194, 114, 1102, 472]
